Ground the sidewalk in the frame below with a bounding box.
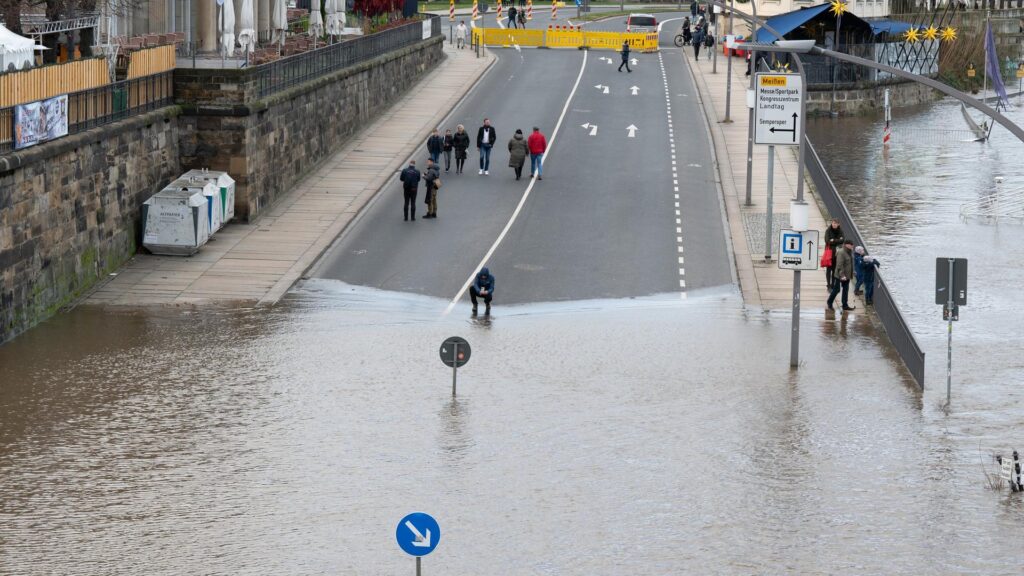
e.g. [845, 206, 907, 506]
[686, 51, 831, 310]
[87, 44, 495, 307]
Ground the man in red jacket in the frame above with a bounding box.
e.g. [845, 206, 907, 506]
[527, 126, 547, 181]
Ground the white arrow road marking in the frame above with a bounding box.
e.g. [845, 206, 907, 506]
[631, 58, 638, 65]
[405, 521, 432, 548]
[630, 86, 639, 95]
[626, 124, 638, 138]
[581, 122, 598, 136]
[593, 84, 609, 94]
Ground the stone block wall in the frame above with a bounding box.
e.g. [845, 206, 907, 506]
[177, 35, 444, 221]
[806, 79, 942, 116]
[0, 109, 182, 343]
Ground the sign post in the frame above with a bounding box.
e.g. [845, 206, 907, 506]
[440, 336, 471, 396]
[935, 257, 967, 406]
[754, 72, 802, 262]
[396, 512, 441, 575]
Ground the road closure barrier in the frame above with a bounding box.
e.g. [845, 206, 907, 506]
[472, 27, 659, 52]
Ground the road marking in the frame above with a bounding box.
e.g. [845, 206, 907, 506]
[626, 124, 638, 138]
[594, 84, 609, 94]
[444, 50, 590, 315]
[581, 122, 598, 136]
[659, 51, 686, 297]
[630, 86, 639, 95]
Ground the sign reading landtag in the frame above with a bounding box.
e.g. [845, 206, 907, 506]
[754, 73, 802, 146]
[777, 228, 819, 271]
[396, 512, 440, 557]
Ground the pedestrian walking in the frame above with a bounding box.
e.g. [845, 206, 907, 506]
[824, 218, 845, 289]
[860, 255, 880, 305]
[690, 1, 697, 18]
[423, 159, 440, 219]
[470, 267, 495, 314]
[399, 160, 421, 221]
[704, 28, 714, 61]
[456, 20, 468, 49]
[477, 118, 496, 175]
[426, 129, 443, 165]
[453, 124, 470, 174]
[442, 129, 454, 173]
[827, 240, 856, 311]
[692, 25, 705, 61]
[508, 129, 528, 180]
[508, 5, 518, 28]
[518, 9, 526, 28]
[618, 40, 631, 73]
[853, 246, 865, 295]
[527, 126, 547, 180]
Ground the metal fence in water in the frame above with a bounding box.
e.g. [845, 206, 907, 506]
[0, 71, 173, 154]
[252, 16, 441, 98]
[805, 138, 926, 388]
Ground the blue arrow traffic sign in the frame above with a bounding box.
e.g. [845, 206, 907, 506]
[396, 512, 440, 557]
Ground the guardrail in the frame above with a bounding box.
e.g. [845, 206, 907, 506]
[252, 15, 441, 99]
[0, 71, 173, 154]
[805, 137, 926, 388]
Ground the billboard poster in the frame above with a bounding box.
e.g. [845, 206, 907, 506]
[14, 94, 69, 150]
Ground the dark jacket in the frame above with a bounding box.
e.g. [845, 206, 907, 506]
[423, 165, 439, 202]
[824, 224, 845, 252]
[477, 125, 496, 148]
[453, 130, 470, 158]
[834, 246, 854, 282]
[621, 43, 630, 60]
[692, 27, 705, 46]
[473, 267, 494, 294]
[399, 165, 420, 190]
[860, 256, 880, 282]
[508, 134, 528, 168]
[443, 134, 454, 151]
[427, 134, 443, 155]
[508, 6, 517, 18]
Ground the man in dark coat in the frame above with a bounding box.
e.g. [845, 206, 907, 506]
[470, 267, 495, 314]
[423, 159, 440, 219]
[618, 41, 631, 73]
[824, 218, 845, 289]
[399, 160, 420, 221]
[477, 118, 496, 175]
[827, 241, 856, 312]
[426, 129, 443, 165]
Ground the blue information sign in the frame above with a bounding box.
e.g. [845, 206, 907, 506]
[396, 512, 440, 557]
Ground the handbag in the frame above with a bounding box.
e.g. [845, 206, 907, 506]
[820, 246, 833, 268]
[434, 177, 441, 190]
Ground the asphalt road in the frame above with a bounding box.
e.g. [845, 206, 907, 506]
[313, 19, 731, 306]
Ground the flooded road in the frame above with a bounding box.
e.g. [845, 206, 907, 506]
[809, 98, 1024, 437]
[2, 282, 1022, 574]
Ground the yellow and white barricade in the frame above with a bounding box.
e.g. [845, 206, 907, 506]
[471, 27, 659, 52]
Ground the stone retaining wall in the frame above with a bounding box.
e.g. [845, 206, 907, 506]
[0, 109, 182, 343]
[177, 35, 445, 221]
[807, 79, 942, 116]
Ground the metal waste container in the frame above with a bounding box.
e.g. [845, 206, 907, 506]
[141, 187, 210, 255]
[181, 168, 236, 224]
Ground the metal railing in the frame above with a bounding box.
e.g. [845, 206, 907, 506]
[805, 137, 926, 388]
[252, 16, 441, 99]
[0, 71, 173, 154]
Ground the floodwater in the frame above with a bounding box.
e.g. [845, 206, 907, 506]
[2, 280, 1023, 574]
[809, 97, 1024, 437]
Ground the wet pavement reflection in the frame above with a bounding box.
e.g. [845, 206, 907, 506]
[2, 280, 1021, 574]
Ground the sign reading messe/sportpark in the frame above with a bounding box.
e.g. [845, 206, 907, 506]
[753, 73, 802, 146]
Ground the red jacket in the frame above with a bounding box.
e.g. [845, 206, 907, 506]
[527, 131, 547, 154]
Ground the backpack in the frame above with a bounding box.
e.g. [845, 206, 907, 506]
[704, 33, 714, 48]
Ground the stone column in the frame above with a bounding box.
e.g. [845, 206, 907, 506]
[198, 0, 217, 52]
[258, 0, 271, 43]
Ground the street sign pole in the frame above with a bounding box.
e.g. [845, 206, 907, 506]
[452, 341, 458, 397]
[764, 145, 774, 261]
[946, 257, 954, 406]
[416, 557, 422, 576]
[935, 257, 967, 406]
[723, 0, 734, 122]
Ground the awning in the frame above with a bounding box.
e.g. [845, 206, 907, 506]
[754, 4, 832, 43]
[867, 19, 915, 37]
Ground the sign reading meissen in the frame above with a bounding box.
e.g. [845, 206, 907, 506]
[754, 73, 802, 146]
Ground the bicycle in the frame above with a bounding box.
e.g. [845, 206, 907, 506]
[674, 33, 686, 47]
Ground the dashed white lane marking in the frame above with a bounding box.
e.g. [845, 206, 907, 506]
[659, 51, 685, 299]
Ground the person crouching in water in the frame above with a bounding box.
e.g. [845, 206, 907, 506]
[470, 267, 495, 315]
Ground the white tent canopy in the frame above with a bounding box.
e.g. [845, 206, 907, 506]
[0, 24, 37, 71]
[219, 0, 237, 57]
[309, 2, 324, 38]
[272, 0, 288, 45]
[237, 0, 256, 56]
[325, 0, 346, 37]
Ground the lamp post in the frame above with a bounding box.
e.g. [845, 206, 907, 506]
[724, 0, 734, 122]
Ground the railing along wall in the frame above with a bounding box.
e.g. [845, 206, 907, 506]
[126, 45, 177, 79]
[251, 15, 441, 99]
[805, 138, 926, 388]
[0, 72, 174, 154]
[0, 58, 109, 108]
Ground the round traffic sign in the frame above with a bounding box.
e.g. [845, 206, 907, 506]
[439, 336, 470, 368]
[396, 512, 440, 557]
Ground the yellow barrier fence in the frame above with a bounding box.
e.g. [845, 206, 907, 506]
[473, 27, 658, 52]
[126, 45, 177, 79]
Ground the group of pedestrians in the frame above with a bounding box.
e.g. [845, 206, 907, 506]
[398, 120, 548, 220]
[507, 5, 527, 28]
[681, 16, 714, 61]
[821, 218, 881, 312]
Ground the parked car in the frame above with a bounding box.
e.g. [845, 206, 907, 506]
[625, 13, 658, 34]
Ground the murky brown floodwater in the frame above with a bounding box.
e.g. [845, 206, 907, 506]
[1, 279, 1022, 574]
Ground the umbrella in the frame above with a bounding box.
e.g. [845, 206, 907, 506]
[219, 0, 236, 57]
[272, 0, 288, 46]
[309, 1, 324, 39]
[237, 0, 256, 56]
[326, 0, 346, 37]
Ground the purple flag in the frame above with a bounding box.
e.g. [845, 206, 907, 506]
[985, 21, 1009, 107]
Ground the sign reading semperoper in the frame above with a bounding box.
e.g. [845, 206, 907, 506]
[754, 73, 802, 146]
